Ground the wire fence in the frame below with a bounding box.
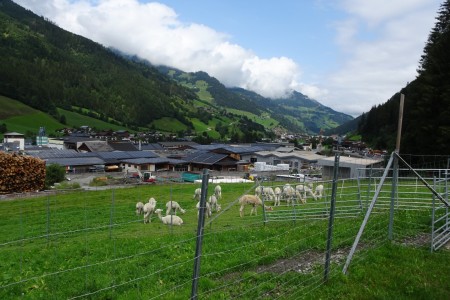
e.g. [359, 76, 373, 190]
[0, 156, 449, 298]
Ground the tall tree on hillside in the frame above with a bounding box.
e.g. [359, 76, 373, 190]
[402, 0, 450, 155]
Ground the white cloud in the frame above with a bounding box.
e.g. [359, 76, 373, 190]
[317, 0, 441, 116]
[13, 0, 442, 117]
[15, 0, 307, 100]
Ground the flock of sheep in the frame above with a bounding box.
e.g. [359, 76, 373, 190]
[135, 182, 325, 224]
[135, 185, 223, 225]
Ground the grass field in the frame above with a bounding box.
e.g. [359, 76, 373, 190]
[0, 178, 449, 299]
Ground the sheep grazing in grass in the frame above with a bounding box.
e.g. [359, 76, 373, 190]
[295, 190, 306, 204]
[143, 198, 157, 223]
[155, 208, 183, 226]
[274, 187, 282, 206]
[196, 200, 212, 218]
[239, 194, 272, 217]
[208, 195, 220, 212]
[255, 186, 275, 201]
[136, 201, 144, 215]
[193, 188, 201, 200]
[214, 185, 222, 199]
[282, 184, 296, 206]
[314, 184, 324, 199]
[165, 200, 186, 216]
[296, 184, 305, 193]
[304, 183, 317, 201]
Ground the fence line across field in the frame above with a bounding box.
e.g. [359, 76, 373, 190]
[0, 153, 449, 298]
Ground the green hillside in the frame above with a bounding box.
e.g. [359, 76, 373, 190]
[0, 96, 129, 139]
[0, 0, 354, 142]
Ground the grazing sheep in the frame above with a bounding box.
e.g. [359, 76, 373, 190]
[208, 195, 220, 212]
[274, 187, 282, 206]
[296, 184, 305, 193]
[214, 185, 222, 199]
[165, 200, 186, 216]
[255, 186, 275, 201]
[155, 208, 183, 225]
[295, 190, 306, 204]
[143, 198, 157, 223]
[314, 184, 324, 199]
[136, 201, 144, 215]
[239, 194, 272, 217]
[193, 188, 201, 200]
[196, 201, 212, 218]
[255, 186, 264, 197]
[304, 183, 317, 201]
[282, 184, 296, 206]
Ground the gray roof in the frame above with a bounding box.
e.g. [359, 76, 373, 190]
[138, 143, 165, 151]
[43, 157, 105, 167]
[80, 141, 114, 152]
[254, 150, 323, 163]
[183, 151, 228, 165]
[27, 149, 97, 159]
[121, 157, 187, 165]
[94, 151, 159, 162]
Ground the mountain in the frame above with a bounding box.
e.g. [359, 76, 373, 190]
[229, 88, 353, 134]
[0, 0, 352, 141]
[0, 0, 199, 130]
[158, 66, 353, 134]
[356, 0, 450, 155]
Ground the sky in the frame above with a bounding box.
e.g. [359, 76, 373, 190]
[14, 0, 442, 117]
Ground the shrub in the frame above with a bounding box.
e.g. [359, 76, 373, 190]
[45, 164, 66, 189]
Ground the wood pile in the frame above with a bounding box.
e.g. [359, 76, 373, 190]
[0, 152, 46, 194]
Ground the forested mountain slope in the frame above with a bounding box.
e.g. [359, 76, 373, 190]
[357, 0, 450, 155]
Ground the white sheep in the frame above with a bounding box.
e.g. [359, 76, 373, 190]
[155, 208, 183, 225]
[136, 201, 144, 215]
[196, 200, 212, 218]
[304, 183, 317, 201]
[274, 187, 282, 206]
[208, 195, 220, 212]
[214, 185, 222, 199]
[296, 184, 305, 193]
[239, 194, 272, 217]
[282, 184, 296, 206]
[143, 198, 157, 223]
[165, 200, 186, 215]
[193, 188, 201, 200]
[314, 184, 324, 199]
[255, 186, 275, 201]
[295, 190, 306, 204]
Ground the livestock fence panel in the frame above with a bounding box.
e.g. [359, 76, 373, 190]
[0, 157, 449, 298]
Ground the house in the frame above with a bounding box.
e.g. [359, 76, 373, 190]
[3, 132, 25, 151]
[120, 157, 187, 173]
[243, 149, 323, 172]
[317, 156, 385, 179]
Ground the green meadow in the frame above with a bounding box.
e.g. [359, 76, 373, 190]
[0, 179, 448, 299]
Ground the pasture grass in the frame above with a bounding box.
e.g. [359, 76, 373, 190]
[0, 181, 449, 299]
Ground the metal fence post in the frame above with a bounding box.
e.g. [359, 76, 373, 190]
[191, 169, 210, 300]
[388, 152, 399, 240]
[324, 152, 340, 282]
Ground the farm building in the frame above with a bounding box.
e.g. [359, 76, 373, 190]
[244, 149, 323, 172]
[3, 132, 25, 151]
[318, 156, 385, 179]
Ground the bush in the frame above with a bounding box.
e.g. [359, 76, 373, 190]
[45, 164, 66, 189]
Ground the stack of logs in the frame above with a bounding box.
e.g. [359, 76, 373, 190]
[0, 152, 46, 194]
